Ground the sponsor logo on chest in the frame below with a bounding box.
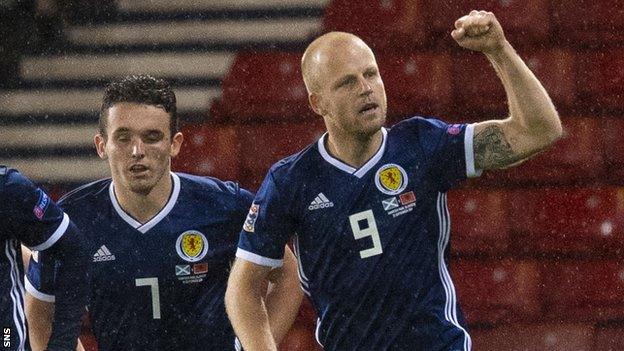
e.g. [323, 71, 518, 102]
[93, 245, 116, 262]
[308, 193, 334, 210]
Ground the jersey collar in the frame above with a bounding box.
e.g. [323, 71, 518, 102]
[109, 172, 181, 233]
[317, 127, 387, 178]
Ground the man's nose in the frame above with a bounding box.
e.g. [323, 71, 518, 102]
[131, 139, 145, 158]
[358, 77, 373, 96]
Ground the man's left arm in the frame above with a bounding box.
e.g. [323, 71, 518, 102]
[452, 10, 563, 171]
[42, 222, 90, 351]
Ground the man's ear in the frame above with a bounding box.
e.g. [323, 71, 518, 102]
[170, 132, 183, 158]
[309, 93, 326, 116]
[94, 134, 107, 159]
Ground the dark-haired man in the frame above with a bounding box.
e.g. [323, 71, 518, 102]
[25, 75, 302, 351]
[1, 167, 89, 351]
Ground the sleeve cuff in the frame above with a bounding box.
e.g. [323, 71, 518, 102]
[24, 276, 55, 303]
[30, 213, 70, 251]
[464, 124, 483, 178]
[236, 248, 283, 268]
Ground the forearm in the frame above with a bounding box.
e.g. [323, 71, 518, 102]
[226, 261, 277, 351]
[485, 41, 562, 145]
[25, 294, 55, 351]
[265, 249, 304, 344]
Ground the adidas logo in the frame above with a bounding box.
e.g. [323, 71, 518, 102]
[308, 193, 334, 210]
[93, 245, 116, 262]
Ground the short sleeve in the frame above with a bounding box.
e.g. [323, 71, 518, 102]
[1, 169, 70, 250]
[403, 118, 481, 191]
[25, 250, 58, 302]
[236, 171, 294, 268]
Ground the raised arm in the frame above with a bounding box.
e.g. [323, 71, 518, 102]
[452, 10, 563, 171]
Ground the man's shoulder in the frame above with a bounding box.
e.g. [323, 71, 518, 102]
[268, 142, 319, 183]
[59, 178, 112, 209]
[177, 172, 248, 199]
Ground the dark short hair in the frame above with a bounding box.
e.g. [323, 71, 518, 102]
[99, 75, 178, 138]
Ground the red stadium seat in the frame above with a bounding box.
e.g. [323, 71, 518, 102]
[425, 0, 550, 48]
[237, 120, 326, 190]
[79, 313, 98, 351]
[295, 296, 319, 326]
[577, 49, 624, 111]
[278, 322, 322, 351]
[479, 117, 605, 185]
[541, 260, 624, 322]
[46, 185, 71, 201]
[323, 0, 429, 52]
[452, 49, 577, 119]
[378, 53, 453, 120]
[447, 189, 509, 255]
[471, 323, 594, 351]
[509, 186, 624, 255]
[602, 117, 624, 184]
[220, 52, 312, 122]
[172, 123, 241, 181]
[552, 0, 624, 46]
[524, 49, 577, 109]
[452, 259, 541, 324]
[278, 297, 321, 350]
[452, 52, 506, 117]
[593, 326, 624, 351]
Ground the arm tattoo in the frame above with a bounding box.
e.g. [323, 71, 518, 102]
[474, 125, 520, 170]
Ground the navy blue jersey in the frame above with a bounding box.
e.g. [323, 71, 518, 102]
[0, 167, 70, 351]
[237, 117, 480, 351]
[27, 173, 254, 351]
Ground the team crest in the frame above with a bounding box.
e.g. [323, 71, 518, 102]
[176, 230, 208, 262]
[375, 164, 408, 195]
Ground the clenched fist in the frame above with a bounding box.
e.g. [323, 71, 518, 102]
[451, 10, 507, 54]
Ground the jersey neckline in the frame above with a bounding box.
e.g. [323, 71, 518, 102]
[109, 172, 181, 233]
[317, 127, 387, 178]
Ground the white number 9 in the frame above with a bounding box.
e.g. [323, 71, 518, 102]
[349, 210, 383, 259]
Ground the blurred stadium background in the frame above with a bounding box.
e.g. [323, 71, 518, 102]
[1, 0, 624, 350]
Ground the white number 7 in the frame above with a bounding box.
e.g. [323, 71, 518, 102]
[135, 277, 161, 319]
[349, 210, 383, 259]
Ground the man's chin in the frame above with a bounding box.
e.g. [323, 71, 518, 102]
[128, 180, 155, 195]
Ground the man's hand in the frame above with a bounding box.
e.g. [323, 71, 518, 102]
[451, 10, 507, 54]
